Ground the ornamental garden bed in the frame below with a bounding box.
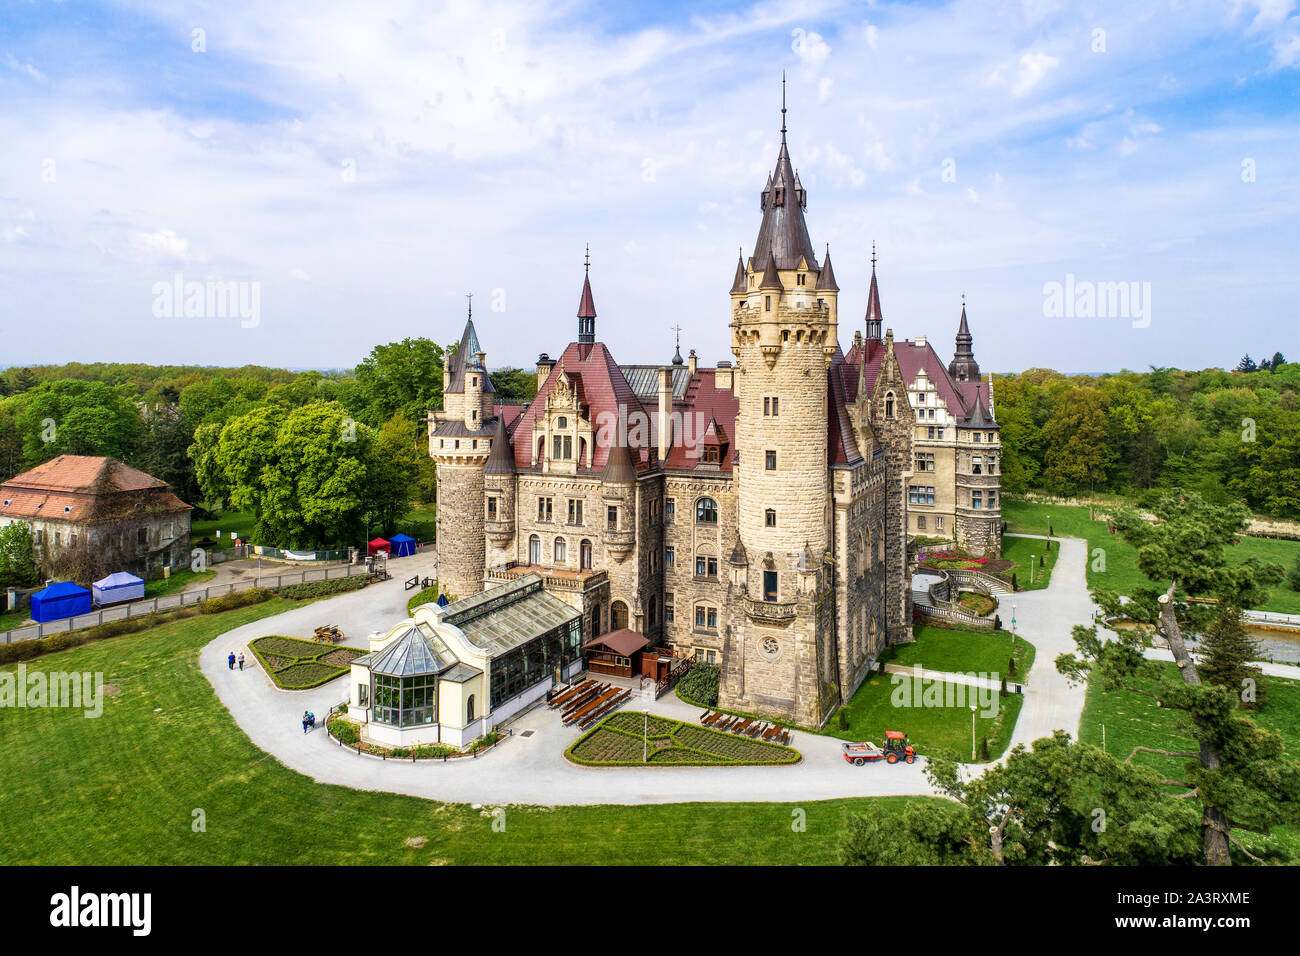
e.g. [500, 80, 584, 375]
[325, 714, 503, 759]
[249, 635, 366, 689]
[566, 711, 801, 767]
[958, 591, 998, 617]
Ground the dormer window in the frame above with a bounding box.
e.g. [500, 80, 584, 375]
[702, 444, 720, 464]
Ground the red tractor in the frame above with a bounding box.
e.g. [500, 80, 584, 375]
[842, 731, 917, 766]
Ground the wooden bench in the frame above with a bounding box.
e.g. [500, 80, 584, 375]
[549, 679, 595, 708]
[565, 687, 622, 725]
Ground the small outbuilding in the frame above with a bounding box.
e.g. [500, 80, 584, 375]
[582, 628, 650, 679]
[91, 571, 145, 606]
[388, 533, 416, 557]
[30, 581, 93, 622]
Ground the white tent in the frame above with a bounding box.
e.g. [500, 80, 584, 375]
[92, 571, 146, 606]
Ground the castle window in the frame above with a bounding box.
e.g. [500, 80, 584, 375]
[694, 605, 718, 631]
[885, 393, 895, 418]
[973, 432, 982, 443]
[558, 417, 567, 428]
[763, 396, 780, 416]
[580, 539, 593, 570]
[696, 498, 718, 523]
[472, 410, 478, 422]
[607, 505, 618, 530]
[989, 456, 998, 473]
[972, 455, 983, 475]
[782, 329, 789, 342]
[972, 491, 983, 509]
[664, 592, 675, 622]
[528, 535, 541, 564]
[554, 537, 567, 563]
[926, 427, 934, 440]
[665, 498, 675, 521]
[765, 295, 771, 311]
[763, 571, 778, 603]
[695, 556, 718, 578]
[988, 492, 998, 509]
[567, 498, 583, 524]
[936, 428, 945, 440]
[765, 509, 777, 528]
[487, 497, 497, 520]
[538, 497, 553, 521]
[935, 516, 944, 531]
[916, 452, 935, 472]
[702, 444, 720, 464]
[917, 516, 927, 530]
[908, 486, 936, 506]
[665, 546, 675, 568]
[765, 450, 777, 471]
[797, 273, 805, 286]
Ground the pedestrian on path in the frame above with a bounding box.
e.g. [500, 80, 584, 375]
[228, 651, 236, 670]
[237, 652, 245, 671]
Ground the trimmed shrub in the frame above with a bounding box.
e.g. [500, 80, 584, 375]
[407, 582, 440, 614]
[676, 661, 720, 707]
[199, 586, 273, 614]
[276, 576, 368, 600]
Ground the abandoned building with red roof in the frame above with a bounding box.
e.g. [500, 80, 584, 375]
[0, 455, 193, 581]
[428, 108, 1000, 728]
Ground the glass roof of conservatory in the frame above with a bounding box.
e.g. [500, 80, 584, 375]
[441, 573, 581, 656]
[362, 625, 454, 677]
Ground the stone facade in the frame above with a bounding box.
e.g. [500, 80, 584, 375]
[429, 119, 998, 727]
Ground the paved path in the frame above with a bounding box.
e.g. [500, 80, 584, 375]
[199, 539, 1102, 806]
[1144, 647, 1300, 680]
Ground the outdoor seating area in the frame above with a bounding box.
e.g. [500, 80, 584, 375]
[548, 679, 632, 730]
[313, 624, 344, 643]
[699, 710, 791, 746]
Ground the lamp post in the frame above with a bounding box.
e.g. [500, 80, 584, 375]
[1011, 604, 1017, 645]
[970, 704, 977, 761]
[643, 708, 649, 763]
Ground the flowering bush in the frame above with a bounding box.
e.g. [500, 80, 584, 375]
[918, 551, 989, 571]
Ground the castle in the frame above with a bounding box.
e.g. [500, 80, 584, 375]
[429, 110, 1000, 727]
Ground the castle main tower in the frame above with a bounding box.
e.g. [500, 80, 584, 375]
[722, 90, 842, 726]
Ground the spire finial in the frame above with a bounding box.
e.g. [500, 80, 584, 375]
[780, 71, 787, 141]
[871, 240, 877, 269]
[584, 242, 590, 276]
[466, 292, 473, 320]
[671, 323, 684, 365]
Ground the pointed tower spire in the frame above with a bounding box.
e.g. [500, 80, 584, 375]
[753, 76, 818, 271]
[759, 250, 784, 290]
[577, 244, 596, 346]
[865, 242, 883, 341]
[730, 247, 747, 294]
[948, 294, 981, 383]
[815, 243, 838, 291]
[484, 414, 516, 475]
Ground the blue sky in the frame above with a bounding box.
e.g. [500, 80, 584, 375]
[1, 0, 1298, 374]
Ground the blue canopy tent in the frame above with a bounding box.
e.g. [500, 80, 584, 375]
[30, 581, 93, 623]
[389, 533, 416, 557]
[436, 593, 450, 608]
[92, 571, 145, 606]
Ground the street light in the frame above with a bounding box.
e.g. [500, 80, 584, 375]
[1011, 603, 1017, 645]
[643, 708, 649, 763]
[970, 704, 978, 761]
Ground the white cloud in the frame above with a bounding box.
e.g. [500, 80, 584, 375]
[129, 229, 195, 260]
[1275, 34, 1300, 67]
[4, 53, 46, 82]
[1011, 52, 1060, 96]
[792, 27, 832, 69]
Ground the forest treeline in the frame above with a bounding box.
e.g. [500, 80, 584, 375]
[992, 354, 1298, 518]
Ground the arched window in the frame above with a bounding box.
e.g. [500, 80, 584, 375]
[528, 534, 541, 565]
[611, 600, 629, 631]
[466, 694, 476, 722]
[885, 392, 895, 419]
[696, 497, 718, 523]
[580, 539, 593, 570]
[554, 537, 567, 563]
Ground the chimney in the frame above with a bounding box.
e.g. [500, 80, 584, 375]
[536, 353, 555, 392]
[688, 349, 697, 376]
[715, 361, 733, 391]
[657, 368, 672, 462]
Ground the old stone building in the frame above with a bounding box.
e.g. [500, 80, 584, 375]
[428, 110, 1000, 727]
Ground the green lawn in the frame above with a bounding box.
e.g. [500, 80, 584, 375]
[1003, 499, 1300, 613]
[191, 509, 258, 544]
[827, 670, 1023, 762]
[0, 605, 32, 631]
[0, 601, 934, 865]
[998, 533, 1058, 592]
[144, 567, 217, 598]
[1077, 664, 1300, 860]
[892, 625, 1036, 681]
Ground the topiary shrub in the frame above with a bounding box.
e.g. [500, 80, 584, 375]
[1007, 655, 1016, 678]
[676, 661, 720, 707]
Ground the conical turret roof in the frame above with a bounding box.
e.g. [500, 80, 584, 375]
[483, 415, 515, 475]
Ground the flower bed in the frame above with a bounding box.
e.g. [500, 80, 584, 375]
[566, 711, 800, 767]
[918, 550, 990, 571]
[249, 635, 365, 689]
[325, 713, 503, 759]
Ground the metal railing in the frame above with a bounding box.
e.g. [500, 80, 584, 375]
[1, 563, 368, 645]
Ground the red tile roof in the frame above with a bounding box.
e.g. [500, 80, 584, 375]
[661, 369, 739, 472]
[1, 455, 191, 521]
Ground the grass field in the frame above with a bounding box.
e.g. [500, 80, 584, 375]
[1077, 664, 1300, 860]
[826, 670, 1022, 762]
[194, 502, 437, 549]
[144, 567, 217, 598]
[998, 533, 1058, 591]
[892, 624, 1036, 681]
[1003, 499, 1300, 613]
[0, 601, 933, 865]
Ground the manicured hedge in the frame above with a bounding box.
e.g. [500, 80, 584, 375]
[276, 575, 368, 600]
[249, 634, 365, 689]
[676, 661, 719, 707]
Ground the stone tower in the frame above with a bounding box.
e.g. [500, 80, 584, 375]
[483, 415, 516, 571]
[722, 95, 841, 726]
[430, 314, 495, 600]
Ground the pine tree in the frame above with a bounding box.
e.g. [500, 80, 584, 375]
[1236, 354, 1257, 373]
[1198, 603, 1265, 709]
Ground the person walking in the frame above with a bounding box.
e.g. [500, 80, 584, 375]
[237, 652, 245, 671]
[228, 651, 236, 670]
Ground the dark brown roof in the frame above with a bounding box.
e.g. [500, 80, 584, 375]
[753, 138, 819, 271]
[730, 253, 747, 294]
[583, 628, 649, 657]
[483, 416, 516, 475]
[601, 428, 637, 484]
[815, 249, 839, 291]
[759, 251, 783, 290]
[577, 274, 596, 318]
